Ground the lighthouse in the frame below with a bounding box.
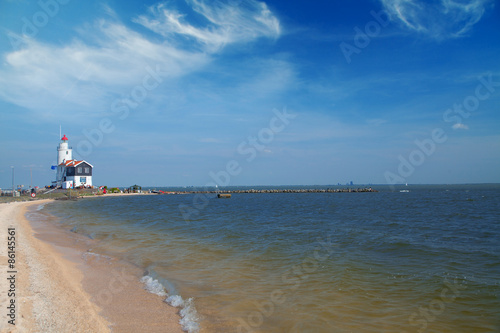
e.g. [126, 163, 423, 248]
[56, 134, 72, 183]
[57, 134, 72, 164]
[53, 135, 93, 189]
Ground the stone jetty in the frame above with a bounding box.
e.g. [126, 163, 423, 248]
[156, 187, 377, 195]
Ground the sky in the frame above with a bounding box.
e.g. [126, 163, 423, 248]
[0, 0, 499, 188]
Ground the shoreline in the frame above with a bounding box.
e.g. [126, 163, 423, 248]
[0, 200, 184, 333]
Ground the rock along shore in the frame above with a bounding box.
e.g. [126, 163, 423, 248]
[157, 187, 378, 194]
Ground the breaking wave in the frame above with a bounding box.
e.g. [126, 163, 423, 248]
[140, 275, 200, 333]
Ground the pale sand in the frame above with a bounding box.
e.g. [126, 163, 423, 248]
[0, 200, 184, 333]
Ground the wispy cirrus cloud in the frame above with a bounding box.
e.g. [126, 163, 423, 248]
[134, 0, 281, 52]
[0, 0, 281, 120]
[0, 21, 207, 119]
[380, 0, 493, 39]
[0, 24, 209, 118]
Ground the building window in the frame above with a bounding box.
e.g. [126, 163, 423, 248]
[80, 177, 87, 184]
[85, 167, 90, 173]
[77, 167, 82, 173]
[66, 151, 68, 155]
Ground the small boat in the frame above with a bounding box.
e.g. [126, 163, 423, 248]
[216, 185, 231, 198]
[400, 183, 410, 192]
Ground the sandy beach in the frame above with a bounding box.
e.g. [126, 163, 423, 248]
[0, 198, 183, 333]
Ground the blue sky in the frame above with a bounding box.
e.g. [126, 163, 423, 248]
[0, 0, 499, 188]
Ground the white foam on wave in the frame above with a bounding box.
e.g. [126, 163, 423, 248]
[36, 202, 47, 211]
[166, 295, 200, 333]
[140, 275, 200, 333]
[140, 275, 168, 297]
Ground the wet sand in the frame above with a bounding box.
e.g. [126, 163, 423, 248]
[0, 200, 183, 333]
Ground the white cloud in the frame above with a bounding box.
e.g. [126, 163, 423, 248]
[0, 0, 281, 120]
[0, 23, 207, 120]
[134, 0, 281, 52]
[380, 0, 493, 39]
[452, 123, 469, 130]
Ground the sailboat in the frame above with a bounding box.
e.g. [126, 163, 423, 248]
[400, 183, 410, 192]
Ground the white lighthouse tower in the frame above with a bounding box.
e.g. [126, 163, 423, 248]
[56, 134, 72, 185]
[57, 134, 72, 164]
[53, 134, 94, 189]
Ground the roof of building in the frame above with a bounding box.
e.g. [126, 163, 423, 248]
[61, 134, 69, 141]
[59, 159, 94, 168]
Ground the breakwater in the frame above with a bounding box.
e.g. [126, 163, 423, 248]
[154, 187, 377, 194]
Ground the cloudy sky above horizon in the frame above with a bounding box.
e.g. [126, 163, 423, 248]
[1, 0, 499, 187]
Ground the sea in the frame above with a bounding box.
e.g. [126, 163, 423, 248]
[35, 184, 500, 332]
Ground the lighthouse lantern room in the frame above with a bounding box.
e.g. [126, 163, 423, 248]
[54, 135, 93, 189]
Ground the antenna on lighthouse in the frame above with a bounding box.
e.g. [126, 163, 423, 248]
[59, 125, 61, 139]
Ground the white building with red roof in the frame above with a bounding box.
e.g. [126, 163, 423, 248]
[54, 135, 93, 189]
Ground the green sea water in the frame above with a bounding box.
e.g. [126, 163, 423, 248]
[40, 184, 500, 332]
